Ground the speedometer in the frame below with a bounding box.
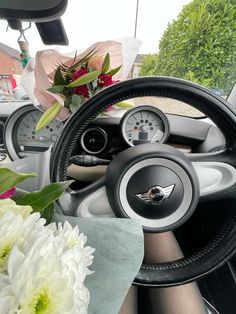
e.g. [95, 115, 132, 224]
[4, 105, 64, 160]
[121, 105, 169, 146]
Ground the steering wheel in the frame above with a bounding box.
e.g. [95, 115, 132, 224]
[51, 77, 236, 287]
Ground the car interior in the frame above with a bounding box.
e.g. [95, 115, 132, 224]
[0, 1, 236, 313]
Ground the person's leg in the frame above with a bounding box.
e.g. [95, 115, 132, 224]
[119, 286, 138, 314]
[119, 231, 208, 314]
[141, 232, 208, 314]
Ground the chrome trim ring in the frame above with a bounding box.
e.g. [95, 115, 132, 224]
[120, 105, 169, 147]
[80, 127, 108, 154]
[119, 158, 193, 229]
[4, 104, 35, 160]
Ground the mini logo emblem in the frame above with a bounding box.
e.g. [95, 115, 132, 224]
[136, 185, 175, 205]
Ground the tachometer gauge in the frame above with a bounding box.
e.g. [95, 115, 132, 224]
[4, 105, 64, 160]
[121, 105, 169, 146]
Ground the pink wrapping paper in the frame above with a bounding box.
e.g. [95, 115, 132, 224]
[22, 39, 142, 120]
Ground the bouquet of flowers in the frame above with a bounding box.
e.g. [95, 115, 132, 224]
[0, 168, 94, 314]
[35, 49, 129, 131]
[21, 40, 141, 131]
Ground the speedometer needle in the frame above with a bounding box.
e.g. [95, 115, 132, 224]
[26, 136, 50, 143]
[126, 128, 139, 132]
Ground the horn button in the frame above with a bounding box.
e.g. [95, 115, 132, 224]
[106, 143, 199, 232]
[126, 165, 184, 220]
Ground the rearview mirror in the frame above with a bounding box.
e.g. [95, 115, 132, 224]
[0, 0, 68, 22]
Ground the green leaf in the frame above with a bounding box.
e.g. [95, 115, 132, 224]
[67, 71, 101, 88]
[0, 168, 36, 194]
[35, 102, 62, 132]
[72, 94, 83, 106]
[54, 67, 65, 85]
[107, 64, 122, 76]
[70, 94, 84, 113]
[102, 53, 110, 73]
[67, 48, 99, 74]
[64, 96, 72, 108]
[47, 85, 65, 94]
[59, 49, 99, 75]
[11, 188, 29, 202]
[17, 180, 74, 213]
[70, 103, 82, 114]
[40, 203, 55, 224]
[115, 100, 134, 109]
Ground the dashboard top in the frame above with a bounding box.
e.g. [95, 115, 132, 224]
[2, 104, 225, 160]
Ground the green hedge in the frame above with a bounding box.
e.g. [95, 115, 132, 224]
[140, 0, 236, 94]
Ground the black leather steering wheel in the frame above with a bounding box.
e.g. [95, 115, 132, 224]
[51, 77, 236, 287]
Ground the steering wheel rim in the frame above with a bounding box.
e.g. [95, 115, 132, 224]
[51, 76, 236, 287]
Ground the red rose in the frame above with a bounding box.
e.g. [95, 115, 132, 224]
[98, 74, 113, 87]
[74, 85, 89, 97]
[72, 68, 89, 81]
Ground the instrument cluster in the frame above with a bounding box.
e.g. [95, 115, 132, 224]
[4, 104, 170, 160]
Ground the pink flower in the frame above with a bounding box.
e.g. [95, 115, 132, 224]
[0, 187, 16, 199]
[88, 56, 104, 71]
[74, 85, 89, 97]
[98, 74, 113, 87]
[72, 68, 89, 81]
[106, 106, 113, 111]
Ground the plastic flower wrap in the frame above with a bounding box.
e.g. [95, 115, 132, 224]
[0, 168, 94, 313]
[21, 39, 142, 131]
[1, 151, 144, 313]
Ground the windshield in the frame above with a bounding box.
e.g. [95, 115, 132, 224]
[0, 0, 235, 117]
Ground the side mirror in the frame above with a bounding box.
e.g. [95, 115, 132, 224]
[0, 0, 68, 22]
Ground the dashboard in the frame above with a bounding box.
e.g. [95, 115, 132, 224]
[3, 105, 64, 159]
[0, 101, 32, 159]
[2, 104, 225, 162]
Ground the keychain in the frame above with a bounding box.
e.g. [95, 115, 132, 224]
[17, 23, 31, 68]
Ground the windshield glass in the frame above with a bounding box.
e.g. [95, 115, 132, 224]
[0, 0, 235, 117]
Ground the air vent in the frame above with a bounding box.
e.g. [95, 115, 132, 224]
[81, 127, 108, 154]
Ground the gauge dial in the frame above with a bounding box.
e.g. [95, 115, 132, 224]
[4, 105, 64, 160]
[121, 106, 169, 146]
[17, 110, 63, 149]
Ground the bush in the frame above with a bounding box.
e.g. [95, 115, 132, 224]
[140, 0, 236, 94]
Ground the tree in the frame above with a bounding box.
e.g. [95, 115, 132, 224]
[140, 0, 236, 94]
[139, 54, 157, 76]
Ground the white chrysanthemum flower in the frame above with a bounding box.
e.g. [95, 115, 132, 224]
[0, 198, 32, 219]
[50, 221, 95, 280]
[50, 221, 88, 250]
[1, 243, 89, 314]
[0, 212, 48, 273]
[0, 214, 93, 313]
[62, 247, 94, 282]
[0, 274, 13, 314]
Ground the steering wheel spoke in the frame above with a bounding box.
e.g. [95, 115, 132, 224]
[187, 151, 236, 200]
[75, 183, 114, 218]
[192, 160, 236, 200]
[58, 176, 114, 217]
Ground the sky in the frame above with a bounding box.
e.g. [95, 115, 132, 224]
[0, 0, 191, 55]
